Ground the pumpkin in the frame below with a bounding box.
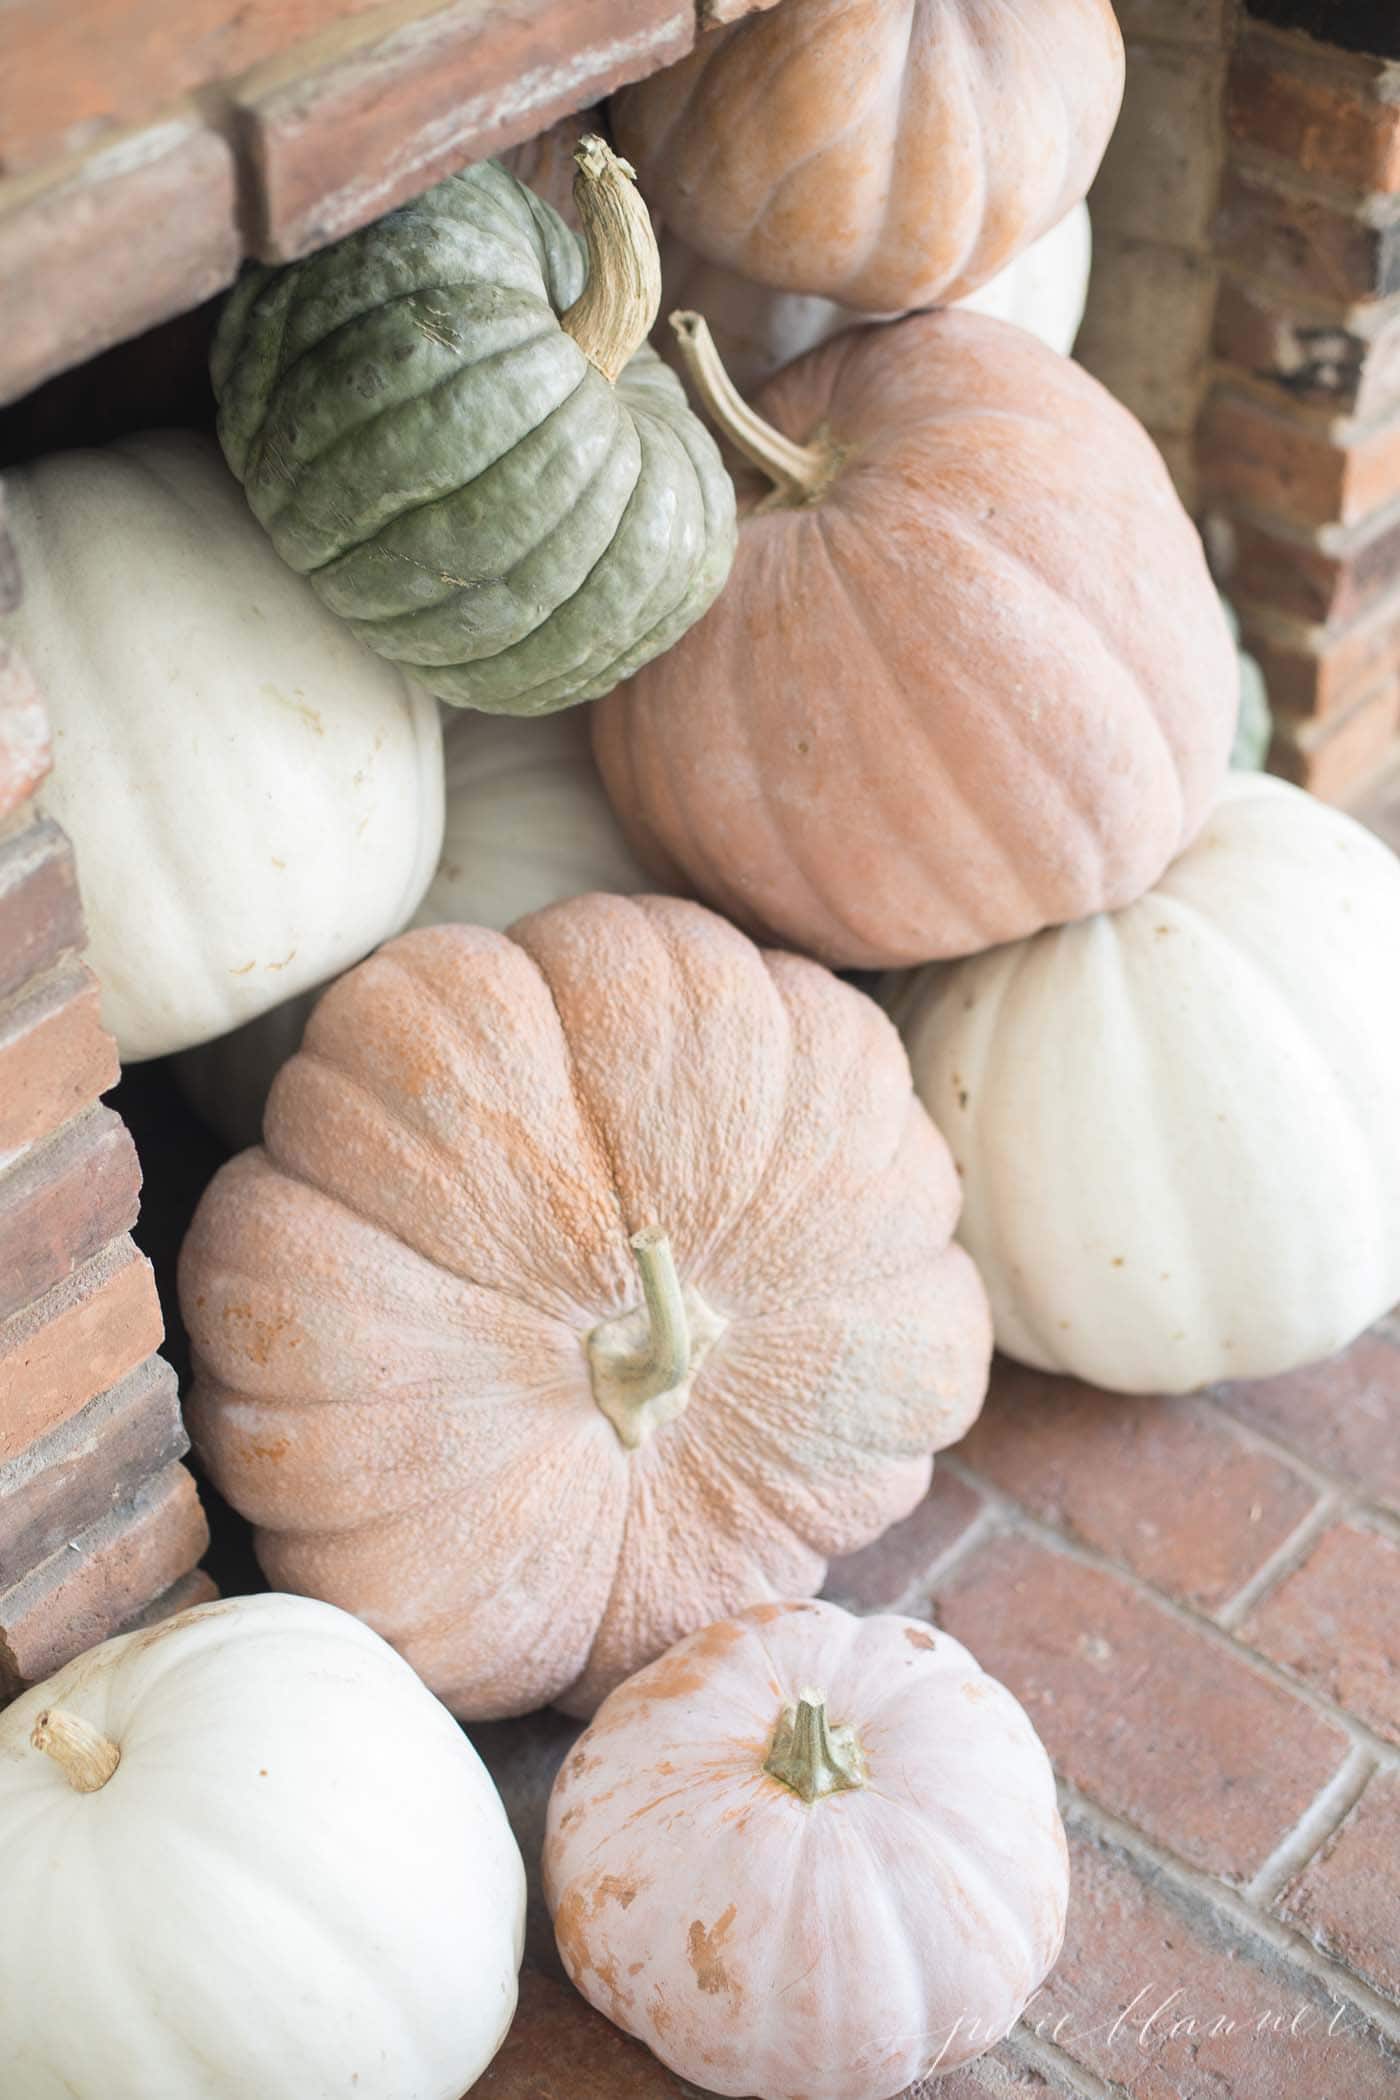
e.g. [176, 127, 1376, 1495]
[611, 0, 1123, 314]
[593, 309, 1237, 970]
[1221, 595, 1273, 770]
[212, 140, 735, 715]
[0, 1592, 526, 2100]
[175, 707, 654, 1149]
[660, 200, 1092, 397]
[2, 430, 443, 1061]
[179, 895, 991, 1720]
[544, 1599, 1068, 2098]
[888, 772, 1400, 1395]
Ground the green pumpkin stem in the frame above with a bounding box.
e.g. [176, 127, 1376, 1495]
[764, 1687, 867, 1803]
[561, 137, 663, 385]
[669, 312, 836, 503]
[31, 1708, 121, 1793]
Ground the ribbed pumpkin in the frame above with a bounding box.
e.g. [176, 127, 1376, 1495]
[611, 0, 1123, 313]
[211, 142, 735, 714]
[594, 309, 1237, 969]
[179, 896, 991, 1720]
[888, 773, 1400, 1394]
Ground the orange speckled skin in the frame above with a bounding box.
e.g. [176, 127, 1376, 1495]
[593, 310, 1238, 970]
[544, 1599, 1069, 2099]
[611, 0, 1124, 313]
[178, 898, 990, 1720]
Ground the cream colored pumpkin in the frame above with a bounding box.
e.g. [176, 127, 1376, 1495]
[174, 706, 652, 1149]
[2, 431, 444, 1060]
[0, 1592, 525, 2100]
[889, 773, 1400, 1394]
[545, 1600, 1068, 2098]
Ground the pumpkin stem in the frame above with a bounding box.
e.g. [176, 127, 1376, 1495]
[560, 136, 662, 385]
[764, 1686, 866, 1804]
[30, 1708, 121, 1793]
[586, 1226, 727, 1449]
[669, 312, 836, 502]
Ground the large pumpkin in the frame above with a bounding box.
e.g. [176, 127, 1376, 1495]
[888, 773, 1400, 1395]
[179, 896, 991, 1719]
[212, 142, 735, 715]
[611, 0, 1123, 313]
[2, 431, 443, 1060]
[545, 1600, 1068, 2098]
[594, 309, 1237, 969]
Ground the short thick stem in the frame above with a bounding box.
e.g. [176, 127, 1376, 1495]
[669, 312, 837, 503]
[764, 1687, 866, 1804]
[560, 137, 662, 384]
[31, 1708, 121, 1793]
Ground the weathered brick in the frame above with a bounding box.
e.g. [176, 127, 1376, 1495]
[1239, 587, 1400, 717]
[1075, 239, 1218, 434]
[118, 1565, 220, 1634]
[1244, 2, 1400, 61]
[239, 0, 694, 261]
[0, 0, 391, 180]
[1229, 41, 1400, 196]
[1241, 1521, 1400, 1740]
[933, 1533, 1350, 1882]
[1200, 385, 1400, 528]
[0, 1354, 187, 1586]
[1212, 1324, 1400, 1512]
[956, 1364, 1319, 1614]
[1228, 508, 1400, 627]
[0, 957, 117, 1161]
[476, 1968, 699, 2098]
[0, 1461, 208, 1696]
[702, 0, 785, 20]
[1215, 167, 1400, 304]
[0, 1105, 141, 1324]
[0, 115, 239, 410]
[475, 1707, 581, 1978]
[0, 813, 83, 1005]
[824, 1468, 987, 1613]
[1, 1235, 163, 1464]
[0, 640, 48, 825]
[1213, 277, 1400, 420]
[1276, 1769, 1400, 2002]
[1270, 675, 1400, 798]
[1031, 1817, 1400, 2099]
[1090, 42, 1227, 249]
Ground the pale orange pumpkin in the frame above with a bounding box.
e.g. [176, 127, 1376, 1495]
[178, 896, 990, 1720]
[611, 0, 1124, 313]
[544, 1599, 1069, 2098]
[593, 309, 1237, 969]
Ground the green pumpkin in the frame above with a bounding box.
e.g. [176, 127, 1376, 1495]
[1219, 593, 1274, 771]
[211, 145, 736, 715]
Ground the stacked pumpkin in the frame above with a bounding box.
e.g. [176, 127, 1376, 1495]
[4, 4, 1400, 2096]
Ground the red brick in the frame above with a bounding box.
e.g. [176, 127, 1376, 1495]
[1, 1236, 163, 1463]
[118, 1565, 220, 1633]
[0, 640, 48, 825]
[0, 957, 117, 1160]
[1229, 509, 1400, 628]
[0, 116, 239, 410]
[934, 1534, 1350, 1883]
[1031, 1819, 1400, 2100]
[823, 1468, 987, 1613]
[956, 1363, 1319, 1615]
[1240, 589, 1400, 718]
[1241, 1521, 1400, 1741]
[0, 1461, 208, 1695]
[1212, 1323, 1400, 1513]
[475, 1707, 583, 1978]
[1215, 166, 1400, 304]
[0, 1105, 141, 1323]
[477, 1969, 689, 2098]
[1213, 277, 1400, 421]
[240, 0, 694, 261]
[1276, 1769, 1400, 2002]
[0, 1354, 187, 1586]
[0, 814, 83, 1005]
[1201, 387, 1400, 530]
[0, 0, 392, 179]
[1270, 675, 1400, 800]
[1229, 44, 1400, 196]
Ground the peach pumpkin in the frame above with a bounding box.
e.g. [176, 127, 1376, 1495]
[594, 309, 1237, 969]
[545, 1600, 1068, 2099]
[610, 0, 1124, 313]
[178, 896, 991, 1719]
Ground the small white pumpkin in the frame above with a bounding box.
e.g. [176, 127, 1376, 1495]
[0, 1592, 525, 2100]
[659, 201, 1091, 396]
[2, 431, 444, 1061]
[174, 705, 651, 1149]
[888, 773, 1400, 1394]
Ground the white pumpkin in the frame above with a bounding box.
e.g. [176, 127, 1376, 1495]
[888, 774, 1400, 1394]
[174, 705, 651, 1148]
[660, 201, 1091, 395]
[2, 431, 444, 1061]
[0, 1592, 525, 2100]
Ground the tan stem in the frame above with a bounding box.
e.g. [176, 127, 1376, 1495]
[615, 1226, 690, 1417]
[669, 312, 836, 501]
[560, 136, 661, 384]
[764, 1686, 866, 1804]
[31, 1708, 121, 1793]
